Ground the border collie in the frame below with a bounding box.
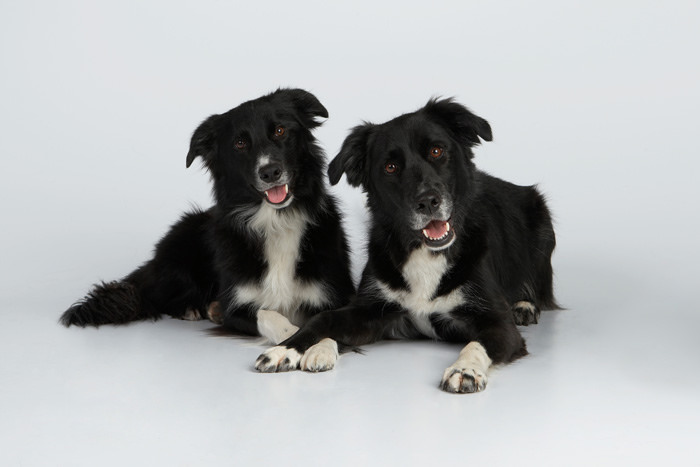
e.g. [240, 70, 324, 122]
[61, 89, 355, 352]
[255, 98, 558, 392]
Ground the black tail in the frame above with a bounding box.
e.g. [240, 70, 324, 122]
[60, 280, 160, 327]
[533, 192, 562, 311]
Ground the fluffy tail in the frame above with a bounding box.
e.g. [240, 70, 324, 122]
[60, 209, 219, 328]
[60, 280, 159, 327]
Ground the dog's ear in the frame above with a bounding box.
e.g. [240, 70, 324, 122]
[328, 123, 374, 187]
[277, 88, 329, 129]
[424, 98, 492, 147]
[186, 114, 219, 168]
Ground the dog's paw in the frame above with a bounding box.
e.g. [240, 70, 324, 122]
[206, 301, 223, 325]
[255, 346, 302, 373]
[440, 366, 488, 394]
[513, 301, 540, 326]
[300, 338, 338, 373]
[180, 308, 203, 321]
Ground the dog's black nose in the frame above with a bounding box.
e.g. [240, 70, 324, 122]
[415, 190, 442, 216]
[258, 163, 283, 183]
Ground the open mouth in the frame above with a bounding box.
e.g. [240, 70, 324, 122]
[264, 184, 292, 205]
[421, 219, 456, 250]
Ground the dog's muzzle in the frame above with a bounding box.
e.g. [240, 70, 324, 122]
[257, 162, 293, 208]
[412, 190, 455, 250]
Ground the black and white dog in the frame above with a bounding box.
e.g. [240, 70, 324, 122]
[255, 98, 558, 392]
[61, 89, 355, 355]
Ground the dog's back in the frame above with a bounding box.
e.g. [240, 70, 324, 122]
[476, 172, 558, 312]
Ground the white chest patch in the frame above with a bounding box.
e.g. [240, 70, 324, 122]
[375, 246, 465, 338]
[231, 204, 328, 326]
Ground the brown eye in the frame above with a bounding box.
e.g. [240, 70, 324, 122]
[430, 146, 443, 158]
[235, 138, 247, 150]
[274, 125, 286, 137]
[384, 162, 398, 174]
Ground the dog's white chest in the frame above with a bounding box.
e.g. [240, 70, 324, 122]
[376, 247, 465, 338]
[233, 205, 327, 325]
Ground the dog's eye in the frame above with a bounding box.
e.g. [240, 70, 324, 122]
[429, 147, 444, 159]
[274, 125, 286, 137]
[235, 138, 247, 150]
[384, 162, 399, 174]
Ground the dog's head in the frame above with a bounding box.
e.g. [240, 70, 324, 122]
[329, 98, 492, 252]
[186, 88, 328, 211]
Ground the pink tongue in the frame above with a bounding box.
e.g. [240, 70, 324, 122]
[424, 220, 448, 239]
[266, 185, 287, 204]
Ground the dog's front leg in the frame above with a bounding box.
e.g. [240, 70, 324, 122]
[219, 303, 297, 344]
[256, 309, 299, 344]
[254, 319, 329, 373]
[254, 306, 339, 372]
[439, 308, 527, 393]
[440, 341, 492, 393]
[253, 337, 341, 373]
[255, 303, 400, 373]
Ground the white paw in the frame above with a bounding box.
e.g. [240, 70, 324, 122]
[255, 346, 302, 373]
[300, 338, 338, 372]
[440, 366, 488, 393]
[181, 308, 202, 321]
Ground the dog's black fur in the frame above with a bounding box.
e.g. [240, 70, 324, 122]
[61, 89, 355, 341]
[256, 98, 558, 392]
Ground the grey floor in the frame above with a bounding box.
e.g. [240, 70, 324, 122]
[2, 1, 700, 466]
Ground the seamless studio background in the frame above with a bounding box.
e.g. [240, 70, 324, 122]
[1, 1, 699, 466]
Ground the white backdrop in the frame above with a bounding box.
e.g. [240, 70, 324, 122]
[1, 1, 699, 466]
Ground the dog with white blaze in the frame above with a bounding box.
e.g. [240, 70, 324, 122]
[255, 98, 559, 393]
[61, 89, 355, 347]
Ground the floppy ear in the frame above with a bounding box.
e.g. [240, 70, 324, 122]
[328, 123, 374, 187]
[424, 98, 492, 147]
[186, 114, 219, 168]
[277, 88, 329, 129]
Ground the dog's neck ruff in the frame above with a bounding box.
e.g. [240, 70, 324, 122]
[247, 202, 303, 234]
[232, 203, 328, 325]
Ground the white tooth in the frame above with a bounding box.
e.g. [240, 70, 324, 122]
[284, 184, 288, 194]
[423, 229, 429, 238]
[446, 222, 450, 232]
[264, 190, 269, 198]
